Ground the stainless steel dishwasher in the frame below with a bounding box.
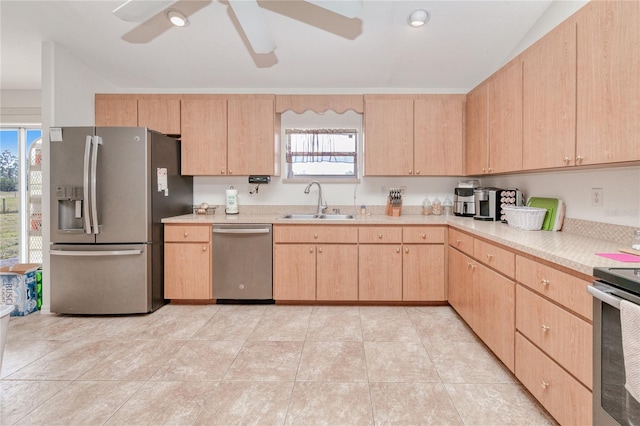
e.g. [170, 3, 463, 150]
[212, 224, 273, 301]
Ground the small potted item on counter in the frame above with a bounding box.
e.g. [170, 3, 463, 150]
[422, 197, 432, 215]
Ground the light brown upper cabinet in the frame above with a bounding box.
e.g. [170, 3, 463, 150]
[180, 96, 227, 176]
[522, 18, 577, 170]
[364, 94, 464, 176]
[576, 1, 640, 165]
[227, 95, 280, 176]
[95, 94, 138, 127]
[465, 58, 523, 175]
[95, 94, 181, 135]
[414, 95, 465, 176]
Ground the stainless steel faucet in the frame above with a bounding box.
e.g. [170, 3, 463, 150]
[304, 181, 328, 214]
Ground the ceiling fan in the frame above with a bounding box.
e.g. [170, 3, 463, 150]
[113, 0, 363, 55]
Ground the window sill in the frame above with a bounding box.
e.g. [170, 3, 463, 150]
[283, 177, 361, 184]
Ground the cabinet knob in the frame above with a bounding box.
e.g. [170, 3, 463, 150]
[404, 248, 409, 253]
[396, 247, 401, 253]
[309, 248, 314, 253]
[378, 233, 383, 239]
[482, 168, 486, 173]
[456, 239, 461, 245]
[420, 233, 426, 239]
[202, 246, 207, 251]
[541, 381, 550, 389]
[488, 167, 493, 173]
[314, 233, 318, 239]
[486, 253, 494, 260]
[318, 247, 323, 253]
[541, 279, 550, 287]
[409, 169, 413, 175]
[229, 170, 233, 174]
[576, 155, 584, 163]
[220, 169, 225, 175]
[541, 324, 550, 332]
[416, 170, 420, 175]
[563, 156, 571, 164]
[471, 264, 476, 270]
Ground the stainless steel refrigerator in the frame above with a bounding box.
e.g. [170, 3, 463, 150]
[50, 127, 193, 314]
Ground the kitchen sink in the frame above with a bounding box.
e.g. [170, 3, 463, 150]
[279, 213, 355, 220]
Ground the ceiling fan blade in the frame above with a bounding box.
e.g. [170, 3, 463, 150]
[228, 0, 276, 54]
[305, 0, 362, 19]
[113, 0, 176, 22]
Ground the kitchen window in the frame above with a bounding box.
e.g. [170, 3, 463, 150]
[285, 128, 358, 179]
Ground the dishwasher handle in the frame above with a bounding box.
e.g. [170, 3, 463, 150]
[212, 228, 271, 234]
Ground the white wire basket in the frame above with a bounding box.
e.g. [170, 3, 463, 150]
[503, 206, 547, 231]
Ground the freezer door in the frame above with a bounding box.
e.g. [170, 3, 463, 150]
[50, 244, 153, 314]
[94, 127, 150, 243]
[50, 127, 97, 244]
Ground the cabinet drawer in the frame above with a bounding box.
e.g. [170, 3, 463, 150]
[516, 256, 592, 321]
[516, 333, 592, 426]
[474, 239, 515, 278]
[402, 226, 445, 244]
[165, 224, 211, 242]
[274, 225, 357, 243]
[448, 228, 474, 256]
[516, 285, 592, 389]
[359, 226, 402, 243]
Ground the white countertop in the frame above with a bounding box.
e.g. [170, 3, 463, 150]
[162, 212, 640, 277]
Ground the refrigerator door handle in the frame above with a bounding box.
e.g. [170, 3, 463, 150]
[90, 136, 102, 234]
[50, 249, 143, 257]
[83, 135, 93, 234]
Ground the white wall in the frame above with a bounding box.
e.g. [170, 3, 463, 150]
[40, 41, 120, 313]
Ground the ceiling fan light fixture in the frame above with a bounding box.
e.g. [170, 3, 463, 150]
[408, 9, 429, 27]
[167, 9, 189, 27]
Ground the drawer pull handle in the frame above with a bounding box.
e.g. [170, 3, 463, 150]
[541, 325, 550, 332]
[405, 248, 409, 253]
[183, 232, 188, 238]
[420, 233, 426, 239]
[396, 248, 401, 253]
[541, 279, 550, 287]
[456, 239, 461, 245]
[314, 233, 318, 239]
[378, 233, 383, 239]
[541, 381, 550, 389]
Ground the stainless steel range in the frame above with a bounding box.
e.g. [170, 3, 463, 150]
[588, 267, 640, 425]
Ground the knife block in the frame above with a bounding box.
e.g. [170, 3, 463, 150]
[385, 197, 402, 217]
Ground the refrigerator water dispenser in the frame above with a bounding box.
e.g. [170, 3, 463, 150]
[56, 185, 84, 232]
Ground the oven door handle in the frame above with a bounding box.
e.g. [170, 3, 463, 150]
[588, 285, 622, 309]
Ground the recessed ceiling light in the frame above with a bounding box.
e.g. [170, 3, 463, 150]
[167, 9, 189, 27]
[408, 9, 429, 27]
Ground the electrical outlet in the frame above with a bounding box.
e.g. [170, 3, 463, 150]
[591, 188, 603, 207]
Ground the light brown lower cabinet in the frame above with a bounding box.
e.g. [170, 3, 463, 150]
[358, 244, 403, 301]
[164, 224, 212, 299]
[273, 244, 316, 300]
[516, 333, 592, 426]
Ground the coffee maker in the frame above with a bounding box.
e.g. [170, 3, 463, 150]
[473, 187, 503, 221]
[454, 180, 479, 217]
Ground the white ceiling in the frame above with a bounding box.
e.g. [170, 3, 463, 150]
[1, 0, 572, 92]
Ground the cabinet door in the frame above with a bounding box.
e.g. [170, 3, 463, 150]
[414, 95, 464, 176]
[227, 97, 276, 176]
[316, 244, 358, 301]
[138, 97, 181, 135]
[448, 247, 474, 324]
[464, 84, 489, 175]
[364, 96, 414, 176]
[403, 244, 445, 301]
[164, 242, 211, 299]
[576, 1, 640, 165]
[95, 95, 138, 127]
[273, 244, 316, 300]
[473, 264, 515, 372]
[488, 58, 523, 174]
[181, 98, 228, 175]
[522, 19, 577, 170]
[358, 244, 402, 301]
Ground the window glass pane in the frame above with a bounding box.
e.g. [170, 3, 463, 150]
[286, 129, 358, 178]
[0, 129, 20, 266]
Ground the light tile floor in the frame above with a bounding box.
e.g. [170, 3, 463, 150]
[1, 304, 557, 425]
